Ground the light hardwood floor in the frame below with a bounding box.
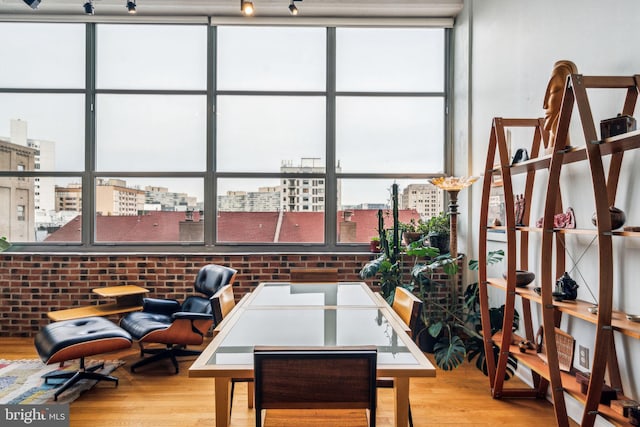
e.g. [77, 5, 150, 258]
[3, 337, 567, 426]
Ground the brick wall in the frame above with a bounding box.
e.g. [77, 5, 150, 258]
[0, 253, 460, 337]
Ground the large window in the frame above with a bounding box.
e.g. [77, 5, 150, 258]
[0, 23, 85, 243]
[0, 22, 448, 250]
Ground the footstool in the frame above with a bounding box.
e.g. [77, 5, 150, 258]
[34, 317, 133, 401]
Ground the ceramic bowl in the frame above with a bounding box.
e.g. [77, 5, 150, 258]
[591, 206, 626, 230]
[503, 270, 535, 287]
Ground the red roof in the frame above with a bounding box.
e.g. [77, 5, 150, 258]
[216, 212, 279, 242]
[45, 209, 421, 243]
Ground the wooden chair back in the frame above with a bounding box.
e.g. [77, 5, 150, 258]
[391, 287, 422, 338]
[254, 346, 377, 427]
[211, 284, 236, 326]
[290, 268, 339, 283]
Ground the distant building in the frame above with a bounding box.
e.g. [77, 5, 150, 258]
[399, 183, 443, 219]
[218, 187, 281, 212]
[10, 120, 56, 215]
[5, 119, 58, 241]
[55, 183, 82, 212]
[96, 178, 145, 216]
[280, 158, 340, 212]
[144, 185, 198, 211]
[342, 203, 389, 210]
[0, 138, 36, 241]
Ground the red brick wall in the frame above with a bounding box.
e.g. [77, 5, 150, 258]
[0, 253, 460, 337]
[0, 253, 377, 337]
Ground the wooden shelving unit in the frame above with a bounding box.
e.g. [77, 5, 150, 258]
[478, 74, 640, 426]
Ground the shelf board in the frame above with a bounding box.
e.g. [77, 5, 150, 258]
[486, 277, 542, 303]
[554, 300, 640, 340]
[483, 225, 640, 237]
[487, 278, 640, 339]
[502, 130, 640, 178]
[591, 128, 640, 155]
[492, 332, 632, 426]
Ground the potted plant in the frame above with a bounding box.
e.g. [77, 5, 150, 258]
[399, 219, 423, 245]
[0, 236, 11, 252]
[369, 236, 381, 252]
[424, 212, 450, 254]
[411, 249, 518, 374]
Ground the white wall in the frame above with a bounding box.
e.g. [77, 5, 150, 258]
[456, 0, 640, 424]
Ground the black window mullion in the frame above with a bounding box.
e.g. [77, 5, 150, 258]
[206, 24, 216, 247]
[325, 27, 338, 249]
[82, 23, 97, 247]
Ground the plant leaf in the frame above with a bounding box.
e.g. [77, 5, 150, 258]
[434, 335, 466, 371]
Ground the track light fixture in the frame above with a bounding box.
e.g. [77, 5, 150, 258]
[83, 1, 94, 15]
[126, 0, 136, 14]
[22, 0, 40, 9]
[288, 1, 298, 15]
[241, 0, 254, 16]
[289, 0, 302, 16]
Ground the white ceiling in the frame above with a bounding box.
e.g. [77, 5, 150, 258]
[0, 0, 463, 19]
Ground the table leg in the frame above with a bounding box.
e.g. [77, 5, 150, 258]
[215, 377, 231, 427]
[394, 376, 410, 427]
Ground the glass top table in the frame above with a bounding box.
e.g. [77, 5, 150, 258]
[243, 281, 380, 307]
[189, 281, 435, 427]
[208, 308, 417, 366]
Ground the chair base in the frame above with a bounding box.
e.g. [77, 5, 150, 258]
[44, 357, 119, 401]
[131, 344, 201, 374]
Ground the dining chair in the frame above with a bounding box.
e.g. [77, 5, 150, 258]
[391, 286, 423, 339]
[289, 267, 339, 283]
[253, 346, 378, 427]
[377, 286, 423, 427]
[210, 284, 254, 413]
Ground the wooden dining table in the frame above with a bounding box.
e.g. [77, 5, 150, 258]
[189, 281, 436, 427]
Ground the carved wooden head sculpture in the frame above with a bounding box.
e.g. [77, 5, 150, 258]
[543, 60, 578, 149]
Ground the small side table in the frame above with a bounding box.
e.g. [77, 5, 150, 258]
[47, 285, 149, 322]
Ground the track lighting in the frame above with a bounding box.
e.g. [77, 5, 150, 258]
[126, 1, 136, 14]
[22, 0, 40, 9]
[241, 0, 254, 16]
[83, 1, 94, 15]
[288, 1, 298, 15]
[288, 0, 302, 16]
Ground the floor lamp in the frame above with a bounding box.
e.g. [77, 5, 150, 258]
[428, 176, 478, 259]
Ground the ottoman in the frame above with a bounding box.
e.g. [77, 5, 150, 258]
[34, 317, 133, 401]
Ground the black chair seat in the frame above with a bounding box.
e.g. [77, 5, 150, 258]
[119, 312, 172, 341]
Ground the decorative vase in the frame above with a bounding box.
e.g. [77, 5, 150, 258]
[555, 272, 579, 301]
[591, 206, 626, 230]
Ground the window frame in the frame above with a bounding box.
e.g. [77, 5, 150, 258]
[0, 22, 451, 253]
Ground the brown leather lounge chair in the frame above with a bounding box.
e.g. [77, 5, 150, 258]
[120, 264, 237, 373]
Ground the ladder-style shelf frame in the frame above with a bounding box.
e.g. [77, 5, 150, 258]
[479, 74, 640, 427]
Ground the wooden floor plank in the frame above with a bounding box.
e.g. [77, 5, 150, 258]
[2, 337, 568, 426]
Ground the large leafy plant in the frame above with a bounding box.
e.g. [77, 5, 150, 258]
[412, 249, 518, 373]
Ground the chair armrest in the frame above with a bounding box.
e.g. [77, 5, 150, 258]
[172, 312, 213, 321]
[143, 298, 181, 315]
